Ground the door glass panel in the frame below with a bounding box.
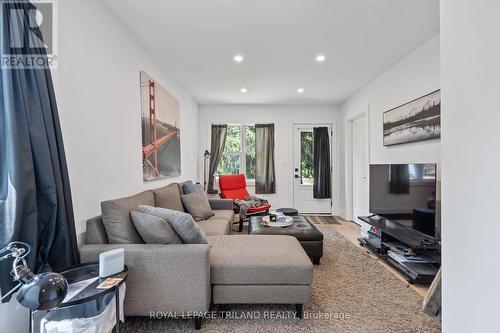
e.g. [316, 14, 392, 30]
[300, 131, 314, 185]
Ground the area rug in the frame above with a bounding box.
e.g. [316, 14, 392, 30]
[121, 226, 441, 333]
[304, 215, 340, 225]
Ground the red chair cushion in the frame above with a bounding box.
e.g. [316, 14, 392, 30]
[221, 188, 249, 200]
[247, 204, 272, 213]
[219, 174, 247, 190]
[219, 174, 249, 200]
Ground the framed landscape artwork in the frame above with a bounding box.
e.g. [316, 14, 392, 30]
[140, 71, 181, 181]
[383, 90, 441, 146]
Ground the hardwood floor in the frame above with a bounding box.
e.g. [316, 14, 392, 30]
[328, 216, 430, 297]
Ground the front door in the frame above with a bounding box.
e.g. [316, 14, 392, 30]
[293, 124, 332, 214]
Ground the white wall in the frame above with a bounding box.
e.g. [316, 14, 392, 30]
[338, 34, 440, 220]
[54, 0, 200, 238]
[198, 104, 341, 212]
[441, 1, 500, 332]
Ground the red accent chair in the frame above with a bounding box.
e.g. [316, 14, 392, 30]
[218, 174, 271, 232]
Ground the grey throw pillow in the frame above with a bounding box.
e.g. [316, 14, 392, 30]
[181, 192, 215, 222]
[131, 211, 182, 244]
[101, 190, 154, 244]
[182, 181, 208, 200]
[138, 205, 208, 244]
[151, 183, 184, 211]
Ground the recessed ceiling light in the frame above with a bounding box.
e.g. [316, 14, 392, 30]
[233, 54, 244, 63]
[316, 54, 326, 62]
[297, 88, 305, 94]
[240, 87, 248, 93]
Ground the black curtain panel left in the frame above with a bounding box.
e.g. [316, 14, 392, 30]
[0, 0, 79, 300]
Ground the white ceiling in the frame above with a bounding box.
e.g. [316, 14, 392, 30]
[100, 0, 439, 105]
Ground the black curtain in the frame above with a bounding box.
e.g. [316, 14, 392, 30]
[0, 1, 79, 299]
[255, 124, 276, 194]
[313, 127, 331, 198]
[389, 164, 410, 194]
[207, 124, 227, 194]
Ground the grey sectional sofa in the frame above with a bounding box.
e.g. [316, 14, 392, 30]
[79, 182, 313, 329]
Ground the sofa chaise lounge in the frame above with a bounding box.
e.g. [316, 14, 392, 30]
[79, 182, 313, 329]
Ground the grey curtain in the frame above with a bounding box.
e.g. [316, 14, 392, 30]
[313, 127, 331, 198]
[207, 124, 227, 194]
[0, 1, 79, 299]
[389, 164, 410, 194]
[255, 124, 276, 194]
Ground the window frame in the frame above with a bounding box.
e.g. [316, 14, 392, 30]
[216, 123, 256, 182]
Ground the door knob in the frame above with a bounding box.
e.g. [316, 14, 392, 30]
[294, 175, 299, 179]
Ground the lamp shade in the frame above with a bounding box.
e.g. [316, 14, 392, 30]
[16, 270, 68, 310]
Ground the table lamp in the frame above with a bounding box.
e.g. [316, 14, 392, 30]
[203, 150, 211, 191]
[0, 242, 68, 310]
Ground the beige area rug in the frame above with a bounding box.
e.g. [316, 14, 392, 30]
[121, 226, 441, 333]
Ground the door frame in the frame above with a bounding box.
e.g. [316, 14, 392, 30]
[292, 122, 337, 215]
[345, 109, 370, 224]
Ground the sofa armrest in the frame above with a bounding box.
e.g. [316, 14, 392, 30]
[209, 198, 233, 210]
[79, 243, 210, 316]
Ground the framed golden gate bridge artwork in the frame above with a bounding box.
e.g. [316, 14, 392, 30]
[140, 71, 181, 181]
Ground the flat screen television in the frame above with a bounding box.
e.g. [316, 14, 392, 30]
[369, 164, 439, 238]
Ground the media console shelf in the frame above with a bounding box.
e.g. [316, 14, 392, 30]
[358, 215, 441, 284]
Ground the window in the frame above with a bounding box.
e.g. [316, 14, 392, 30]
[217, 124, 256, 180]
[300, 131, 314, 185]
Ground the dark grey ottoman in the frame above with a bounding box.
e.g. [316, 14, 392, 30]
[248, 215, 324, 265]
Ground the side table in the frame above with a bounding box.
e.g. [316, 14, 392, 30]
[31, 263, 128, 333]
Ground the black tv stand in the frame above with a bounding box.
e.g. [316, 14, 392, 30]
[358, 215, 441, 284]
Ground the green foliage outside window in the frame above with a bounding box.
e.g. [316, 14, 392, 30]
[300, 131, 314, 185]
[218, 125, 256, 179]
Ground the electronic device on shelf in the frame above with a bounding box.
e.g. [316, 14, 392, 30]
[359, 164, 441, 284]
[358, 215, 441, 284]
[99, 248, 124, 278]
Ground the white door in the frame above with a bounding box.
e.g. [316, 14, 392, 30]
[352, 115, 369, 228]
[293, 124, 332, 214]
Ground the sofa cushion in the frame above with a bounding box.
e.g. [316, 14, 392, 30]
[207, 210, 234, 222]
[181, 192, 215, 222]
[101, 191, 154, 244]
[182, 181, 208, 200]
[139, 205, 208, 244]
[198, 219, 231, 236]
[85, 216, 108, 244]
[208, 235, 313, 285]
[152, 183, 184, 212]
[131, 211, 182, 244]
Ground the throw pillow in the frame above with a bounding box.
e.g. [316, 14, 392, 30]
[138, 205, 209, 244]
[181, 192, 215, 222]
[151, 183, 184, 211]
[182, 181, 208, 200]
[101, 190, 154, 244]
[131, 211, 182, 244]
